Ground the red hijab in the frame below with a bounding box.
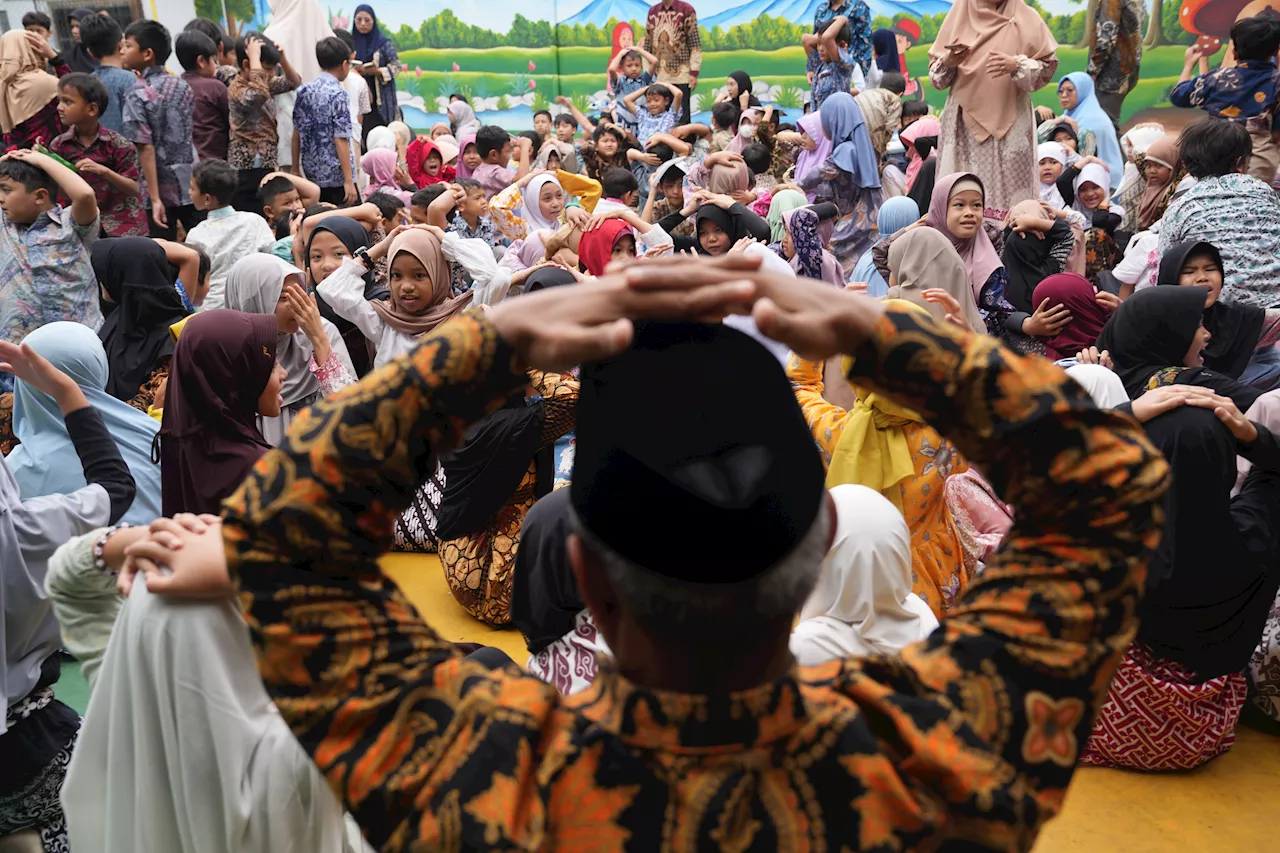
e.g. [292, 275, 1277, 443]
[578, 219, 634, 277]
[407, 137, 456, 187]
[1034, 273, 1112, 360]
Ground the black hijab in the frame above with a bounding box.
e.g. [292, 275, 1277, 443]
[906, 156, 938, 217]
[1002, 218, 1074, 314]
[1096, 285, 1260, 410]
[93, 238, 191, 402]
[525, 267, 576, 292]
[67, 9, 98, 74]
[306, 217, 389, 330]
[1156, 240, 1263, 380]
[1138, 405, 1280, 681]
[727, 70, 761, 107]
[510, 488, 583, 654]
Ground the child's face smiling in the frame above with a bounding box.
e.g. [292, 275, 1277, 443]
[390, 252, 434, 314]
[645, 92, 669, 116]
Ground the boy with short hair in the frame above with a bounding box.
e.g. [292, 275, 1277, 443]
[332, 29, 372, 151]
[227, 33, 301, 212]
[50, 73, 148, 238]
[624, 81, 682, 145]
[0, 149, 101, 392]
[183, 18, 240, 85]
[79, 14, 137, 135]
[176, 29, 230, 162]
[410, 186, 447, 224]
[427, 179, 497, 246]
[608, 47, 658, 134]
[805, 15, 860, 111]
[366, 191, 408, 234]
[184, 158, 276, 310]
[1171, 14, 1280, 184]
[533, 109, 554, 144]
[292, 36, 358, 206]
[595, 166, 640, 215]
[472, 126, 532, 199]
[21, 11, 53, 38]
[258, 171, 320, 223]
[642, 163, 694, 237]
[121, 19, 196, 239]
[554, 113, 578, 145]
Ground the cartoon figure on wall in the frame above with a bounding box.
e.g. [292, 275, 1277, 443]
[1180, 0, 1280, 59]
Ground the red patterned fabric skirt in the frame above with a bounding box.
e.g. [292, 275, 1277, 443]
[1081, 643, 1247, 771]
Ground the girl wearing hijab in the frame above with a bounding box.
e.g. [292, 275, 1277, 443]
[852, 195, 918, 297]
[318, 224, 510, 369]
[454, 132, 479, 180]
[65, 8, 99, 73]
[765, 189, 807, 243]
[92, 238, 192, 413]
[787, 301, 977, 616]
[303, 216, 385, 378]
[447, 100, 481, 140]
[0, 338, 135, 853]
[404, 137, 453, 189]
[5, 322, 160, 527]
[796, 93, 884, 276]
[1096, 285, 1260, 409]
[792, 112, 832, 198]
[1133, 136, 1184, 232]
[491, 170, 602, 242]
[533, 140, 580, 175]
[865, 29, 901, 90]
[716, 70, 760, 107]
[900, 115, 940, 193]
[1058, 72, 1123, 189]
[1033, 273, 1113, 362]
[790, 484, 939, 666]
[1082, 402, 1280, 770]
[576, 210, 670, 277]
[1156, 240, 1280, 391]
[773, 207, 844, 287]
[1070, 161, 1124, 281]
[886, 227, 986, 333]
[158, 310, 282, 516]
[0, 29, 63, 150]
[351, 5, 402, 125]
[999, 199, 1079, 352]
[656, 192, 771, 255]
[362, 148, 413, 205]
[223, 254, 356, 445]
[928, 0, 1058, 223]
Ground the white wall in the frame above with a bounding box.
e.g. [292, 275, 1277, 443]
[141, 0, 198, 75]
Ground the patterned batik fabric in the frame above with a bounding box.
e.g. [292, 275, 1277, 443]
[1247, 588, 1280, 721]
[527, 610, 609, 696]
[1081, 643, 1247, 771]
[392, 464, 445, 554]
[0, 732, 76, 853]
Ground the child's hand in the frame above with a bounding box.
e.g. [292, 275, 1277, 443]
[584, 210, 623, 231]
[556, 96, 573, 107]
[246, 37, 264, 64]
[284, 282, 330, 362]
[25, 31, 56, 60]
[1, 148, 50, 168]
[449, 183, 466, 205]
[0, 340, 79, 406]
[74, 159, 106, 177]
[565, 206, 591, 228]
[1095, 290, 1123, 312]
[728, 236, 756, 255]
[1184, 44, 1204, 64]
[649, 170, 660, 189]
[922, 288, 973, 333]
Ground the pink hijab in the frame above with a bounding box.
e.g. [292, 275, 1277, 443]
[361, 148, 412, 205]
[455, 133, 478, 180]
[794, 112, 832, 198]
[925, 172, 1003, 302]
[900, 117, 940, 191]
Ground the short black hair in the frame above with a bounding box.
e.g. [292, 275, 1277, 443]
[620, 49, 643, 64]
[554, 113, 577, 128]
[601, 167, 638, 199]
[236, 32, 280, 67]
[366, 191, 405, 222]
[879, 71, 906, 95]
[58, 73, 109, 116]
[1179, 117, 1253, 177]
[411, 185, 447, 209]
[901, 100, 929, 120]
[592, 124, 626, 145]
[1230, 14, 1280, 61]
[220, 34, 235, 58]
[272, 211, 294, 239]
[517, 130, 542, 151]
[645, 84, 674, 108]
[659, 165, 686, 186]
[741, 142, 771, 175]
[175, 30, 217, 72]
[259, 175, 298, 208]
[79, 12, 122, 60]
[333, 28, 355, 52]
[712, 101, 741, 130]
[193, 244, 212, 284]
[193, 159, 238, 205]
[647, 142, 675, 163]
[315, 36, 349, 70]
[124, 19, 172, 66]
[450, 93, 469, 103]
[457, 178, 484, 195]
[0, 160, 58, 197]
[22, 11, 52, 29]
[183, 17, 224, 43]
[476, 125, 511, 159]
[533, 109, 553, 122]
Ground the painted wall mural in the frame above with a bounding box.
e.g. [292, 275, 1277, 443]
[219, 0, 1275, 133]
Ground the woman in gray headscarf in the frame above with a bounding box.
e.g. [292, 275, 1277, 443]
[222, 254, 356, 445]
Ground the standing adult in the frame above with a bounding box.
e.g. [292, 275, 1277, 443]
[928, 0, 1059, 224]
[66, 8, 98, 74]
[1086, 0, 1145, 125]
[642, 0, 702, 125]
[351, 4, 402, 127]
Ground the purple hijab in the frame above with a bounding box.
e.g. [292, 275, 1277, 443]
[795, 112, 832, 199]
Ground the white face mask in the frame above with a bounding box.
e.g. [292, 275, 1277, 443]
[739, 123, 754, 138]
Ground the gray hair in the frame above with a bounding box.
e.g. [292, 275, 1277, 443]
[568, 503, 830, 638]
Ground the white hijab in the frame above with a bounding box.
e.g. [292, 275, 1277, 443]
[448, 100, 481, 139]
[1072, 162, 1124, 219]
[1037, 141, 1068, 209]
[1065, 363, 1129, 408]
[1, 454, 109, 732]
[63, 580, 370, 852]
[791, 485, 938, 666]
[522, 173, 564, 232]
[263, 0, 335, 83]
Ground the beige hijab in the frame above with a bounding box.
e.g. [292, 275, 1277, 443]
[886, 228, 987, 333]
[928, 0, 1057, 143]
[708, 161, 751, 194]
[373, 228, 471, 336]
[0, 30, 60, 133]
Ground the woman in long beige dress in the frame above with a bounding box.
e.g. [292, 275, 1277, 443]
[928, 0, 1059, 224]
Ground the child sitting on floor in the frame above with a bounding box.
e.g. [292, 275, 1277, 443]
[625, 82, 682, 146]
[472, 126, 532, 199]
[427, 179, 498, 246]
[410, 185, 447, 224]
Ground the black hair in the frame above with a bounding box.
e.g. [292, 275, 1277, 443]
[533, 109, 553, 122]
[411, 185, 447, 209]
[901, 100, 929, 120]
[175, 30, 217, 72]
[315, 36, 350, 71]
[0, 160, 58, 197]
[193, 244, 212, 285]
[621, 49, 643, 65]
[193, 159, 238, 205]
[272, 212, 294, 239]
[601, 166, 638, 199]
[517, 130, 542, 150]
[1230, 14, 1280, 61]
[659, 165, 686, 185]
[124, 19, 172, 66]
[79, 12, 122, 60]
[776, 122, 796, 132]
[236, 32, 280, 67]
[22, 11, 52, 29]
[645, 84, 674, 108]
[741, 142, 771, 176]
[220, 34, 235, 58]
[258, 175, 298, 209]
[712, 101, 741, 130]
[1179, 117, 1253, 177]
[457, 178, 484, 195]
[450, 93, 469, 103]
[554, 113, 577, 128]
[366, 191, 405, 222]
[476, 125, 511, 159]
[333, 28, 355, 52]
[58, 73, 109, 117]
[183, 17, 224, 43]
[592, 124, 626, 144]
[647, 142, 675, 163]
[879, 71, 907, 95]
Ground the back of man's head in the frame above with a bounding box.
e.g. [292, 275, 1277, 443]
[1179, 117, 1252, 177]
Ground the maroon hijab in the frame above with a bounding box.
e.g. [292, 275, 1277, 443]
[159, 310, 279, 516]
[1034, 273, 1112, 360]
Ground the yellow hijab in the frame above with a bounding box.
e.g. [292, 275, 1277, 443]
[825, 300, 929, 516]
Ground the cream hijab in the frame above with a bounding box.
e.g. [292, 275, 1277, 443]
[0, 29, 60, 133]
[263, 0, 335, 84]
[791, 485, 939, 666]
[886, 227, 986, 333]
